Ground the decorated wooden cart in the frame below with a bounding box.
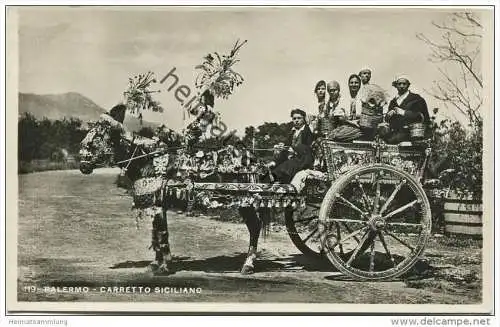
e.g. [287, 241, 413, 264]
[114, 40, 436, 281]
[156, 137, 434, 281]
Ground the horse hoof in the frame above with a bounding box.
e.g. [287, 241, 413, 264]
[155, 264, 173, 275]
[148, 262, 159, 272]
[241, 264, 254, 275]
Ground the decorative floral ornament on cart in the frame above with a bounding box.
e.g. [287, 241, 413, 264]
[194, 39, 247, 100]
[123, 71, 164, 124]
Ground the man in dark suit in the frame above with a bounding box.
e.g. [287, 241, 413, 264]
[383, 75, 430, 144]
[269, 108, 314, 183]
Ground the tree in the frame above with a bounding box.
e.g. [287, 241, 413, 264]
[18, 114, 88, 162]
[242, 126, 256, 147]
[18, 113, 41, 161]
[67, 118, 87, 155]
[242, 122, 292, 150]
[417, 12, 483, 127]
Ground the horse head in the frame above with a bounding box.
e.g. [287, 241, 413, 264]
[79, 104, 131, 174]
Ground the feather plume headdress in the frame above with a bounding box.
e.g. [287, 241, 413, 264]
[123, 71, 164, 115]
[194, 39, 247, 100]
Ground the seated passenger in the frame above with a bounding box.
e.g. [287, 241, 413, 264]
[347, 74, 363, 120]
[266, 109, 314, 184]
[309, 80, 336, 138]
[308, 80, 327, 137]
[381, 75, 431, 144]
[326, 79, 363, 142]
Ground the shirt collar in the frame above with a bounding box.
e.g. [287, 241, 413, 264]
[397, 90, 410, 101]
[292, 124, 306, 133]
[328, 97, 340, 107]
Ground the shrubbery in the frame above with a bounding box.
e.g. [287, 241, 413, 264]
[432, 119, 483, 199]
[18, 113, 88, 173]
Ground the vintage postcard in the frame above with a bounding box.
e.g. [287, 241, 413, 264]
[4, 4, 495, 314]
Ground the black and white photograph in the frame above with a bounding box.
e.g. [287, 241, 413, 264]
[3, 3, 496, 316]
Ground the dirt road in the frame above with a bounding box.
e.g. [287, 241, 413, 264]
[16, 169, 482, 304]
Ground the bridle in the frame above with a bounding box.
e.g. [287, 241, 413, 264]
[113, 136, 168, 174]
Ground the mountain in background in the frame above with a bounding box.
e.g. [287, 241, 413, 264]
[18, 92, 159, 131]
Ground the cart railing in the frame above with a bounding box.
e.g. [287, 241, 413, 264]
[321, 138, 431, 182]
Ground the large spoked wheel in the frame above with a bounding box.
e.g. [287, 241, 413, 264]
[318, 164, 432, 281]
[285, 201, 324, 261]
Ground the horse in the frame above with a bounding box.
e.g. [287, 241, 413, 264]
[78, 104, 266, 275]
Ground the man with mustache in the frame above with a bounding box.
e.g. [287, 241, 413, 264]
[383, 75, 431, 144]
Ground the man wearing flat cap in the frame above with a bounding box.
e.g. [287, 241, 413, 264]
[383, 75, 430, 144]
[267, 108, 314, 184]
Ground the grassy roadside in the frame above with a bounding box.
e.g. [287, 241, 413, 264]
[403, 236, 482, 303]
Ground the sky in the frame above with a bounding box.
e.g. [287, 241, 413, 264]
[15, 6, 491, 135]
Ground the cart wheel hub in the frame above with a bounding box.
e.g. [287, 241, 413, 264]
[368, 215, 385, 231]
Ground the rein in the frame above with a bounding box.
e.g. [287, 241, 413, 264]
[114, 134, 169, 167]
[122, 144, 139, 170]
[115, 148, 168, 166]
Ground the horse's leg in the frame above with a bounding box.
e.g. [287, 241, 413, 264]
[151, 209, 172, 274]
[149, 214, 161, 271]
[157, 207, 173, 274]
[150, 190, 172, 274]
[239, 207, 262, 275]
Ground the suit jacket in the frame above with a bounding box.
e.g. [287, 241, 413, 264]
[274, 124, 314, 168]
[288, 124, 314, 150]
[272, 124, 314, 183]
[387, 92, 430, 130]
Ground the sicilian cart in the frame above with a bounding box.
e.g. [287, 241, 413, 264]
[162, 136, 434, 281]
[82, 41, 435, 280]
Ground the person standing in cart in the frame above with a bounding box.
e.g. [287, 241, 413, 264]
[359, 67, 372, 86]
[308, 80, 327, 136]
[315, 80, 327, 114]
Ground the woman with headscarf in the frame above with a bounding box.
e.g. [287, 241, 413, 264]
[308, 80, 326, 137]
[326, 78, 363, 142]
[347, 74, 363, 121]
[314, 80, 327, 113]
[313, 80, 346, 137]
